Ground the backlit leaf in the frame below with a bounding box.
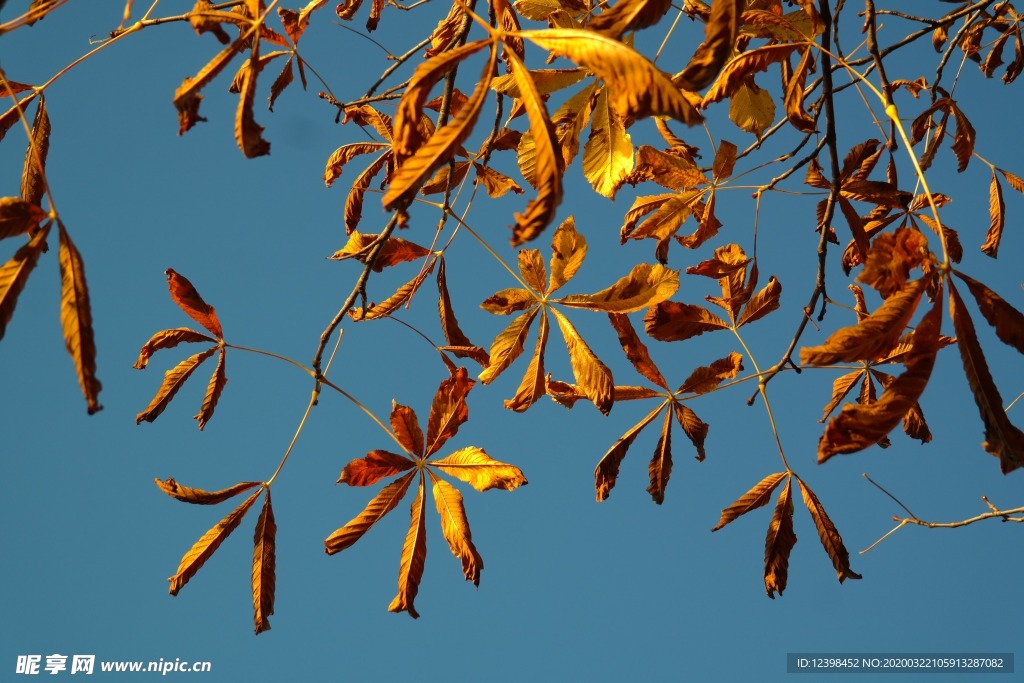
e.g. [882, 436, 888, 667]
[168, 488, 262, 596]
[390, 401, 424, 456]
[325, 472, 415, 553]
[425, 366, 475, 457]
[983, 168, 1005, 257]
[481, 288, 537, 315]
[855, 227, 928, 297]
[155, 478, 262, 504]
[328, 231, 430, 271]
[558, 263, 679, 313]
[323, 142, 391, 188]
[134, 328, 216, 370]
[703, 44, 800, 106]
[136, 347, 218, 425]
[20, 97, 50, 206]
[595, 405, 662, 501]
[350, 259, 435, 321]
[339, 450, 415, 487]
[506, 309, 549, 412]
[430, 446, 528, 491]
[430, 475, 483, 585]
[194, 348, 226, 430]
[518, 249, 548, 295]
[480, 308, 537, 384]
[712, 472, 786, 532]
[582, 88, 633, 199]
[57, 224, 101, 414]
[797, 478, 861, 583]
[388, 475, 427, 618]
[677, 352, 743, 395]
[0, 225, 50, 341]
[165, 269, 224, 339]
[819, 370, 863, 421]
[548, 216, 586, 294]
[729, 79, 775, 137]
[344, 152, 390, 234]
[551, 308, 614, 414]
[764, 477, 795, 599]
[631, 145, 708, 191]
[608, 312, 668, 389]
[736, 276, 781, 327]
[644, 301, 730, 342]
[437, 258, 487, 365]
[674, 0, 739, 91]
[646, 408, 673, 504]
[589, 0, 672, 37]
[252, 490, 276, 634]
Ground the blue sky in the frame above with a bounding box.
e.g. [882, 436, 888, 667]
[2, 1, 1022, 681]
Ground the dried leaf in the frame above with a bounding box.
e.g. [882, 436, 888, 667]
[558, 263, 679, 313]
[644, 301, 730, 342]
[729, 78, 775, 137]
[168, 488, 262, 596]
[983, 168, 1004, 257]
[55, 224, 102, 414]
[473, 162, 524, 198]
[325, 472, 415, 553]
[344, 152, 390, 234]
[437, 257, 486, 364]
[589, 0, 672, 37]
[673, 402, 708, 461]
[0, 225, 50, 341]
[430, 475, 483, 585]
[506, 309, 549, 412]
[0, 197, 48, 240]
[856, 228, 928, 297]
[155, 478, 262, 504]
[646, 408, 674, 504]
[165, 269, 224, 339]
[181, 327, 224, 424]
[329, 231, 430, 271]
[548, 216, 586, 294]
[582, 88, 633, 199]
[703, 44, 800, 106]
[630, 145, 708, 191]
[134, 328, 217, 370]
[136, 347, 218, 424]
[608, 312, 668, 389]
[20, 97, 50, 206]
[339, 450, 416, 486]
[430, 446, 528, 491]
[819, 370, 863, 421]
[595, 405, 662, 501]
[551, 308, 614, 414]
[674, 0, 739, 91]
[324, 142, 391, 188]
[173, 38, 246, 134]
[234, 50, 271, 158]
[949, 282, 1024, 474]
[736, 276, 781, 327]
[677, 351, 743, 395]
[481, 288, 537, 315]
[252, 490, 276, 634]
[518, 249, 548, 295]
[954, 271, 1024, 355]
[350, 260, 435, 321]
[388, 476, 427, 618]
[764, 477, 796, 599]
[480, 308, 537, 384]
[712, 472, 786, 531]
[797, 478, 861, 583]
[267, 55, 294, 111]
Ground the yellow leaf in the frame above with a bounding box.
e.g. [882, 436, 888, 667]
[551, 308, 614, 414]
[548, 216, 587, 294]
[491, 67, 588, 98]
[558, 263, 679, 313]
[796, 478, 861, 583]
[729, 78, 775, 136]
[473, 162, 524, 198]
[328, 231, 431, 271]
[136, 347, 218, 425]
[703, 44, 800, 106]
[712, 472, 786, 531]
[589, 0, 672, 37]
[430, 474, 483, 585]
[430, 446, 528, 491]
[520, 28, 703, 125]
[631, 145, 708, 191]
[57, 224, 102, 414]
[251, 490, 276, 634]
[582, 87, 634, 199]
[388, 475, 427, 618]
[518, 248, 548, 295]
[194, 348, 227, 430]
[0, 224, 50, 341]
[168, 488, 262, 596]
[155, 478, 262, 505]
[764, 476, 796, 599]
[325, 472, 415, 554]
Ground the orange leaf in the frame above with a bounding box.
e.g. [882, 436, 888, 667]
[155, 478, 262, 504]
[557, 263, 679, 313]
[673, 403, 708, 461]
[505, 308, 549, 412]
[764, 477, 796, 599]
[349, 259, 436, 321]
[796, 478, 861, 583]
[235, 50, 271, 158]
[818, 296, 942, 462]
[594, 405, 662, 501]
[518, 248, 548, 295]
[703, 44, 800, 106]
[437, 258, 488, 366]
[422, 367, 475, 457]
[430, 474, 483, 585]
[480, 287, 537, 315]
[20, 97, 50, 206]
[0, 197, 48, 240]
[646, 408, 674, 504]
[165, 269, 224, 339]
[323, 142, 391, 188]
[57, 224, 102, 414]
[674, 0, 740, 91]
[608, 312, 668, 389]
[430, 446, 528, 491]
[192, 342, 227, 431]
[818, 370, 863, 421]
[783, 47, 816, 133]
[644, 301, 729, 342]
[800, 278, 926, 366]
[712, 472, 786, 532]
[388, 475, 427, 618]
[344, 152, 390, 235]
[328, 231, 431, 271]
[339, 450, 415, 486]
[983, 168, 1005, 257]
[134, 328, 217, 370]
[954, 271, 1024, 355]
[251, 490, 276, 634]
[949, 281, 1024, 473]
[391, 400, 424, 456]
[677, 352, 743, 395]
[588, 0, 672, 37]
[552, 308, 614, 414]
[736, 275, 781, 327]
[168, 487, 262, 596]
[325, 472, 415, 554]
[855, 227, 928, 297]
[480, 308, 538, 384]
[136, 347, 218, 425]
[548, 216, 586, 294]
[173, 38, 246, 134]
[0, 225, 50, 341]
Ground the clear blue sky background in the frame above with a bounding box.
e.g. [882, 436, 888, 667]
[2, 1, 1022, 681]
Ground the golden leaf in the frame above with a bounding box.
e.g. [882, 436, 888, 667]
[646, 408, 674, 504]
[20, 97, 50, 206]
[518, 249, 548, 295]
[0, 225, 50, 341]
[252, 490, 276, 634]
[56, 224, 102, 414]
[136, 347, 218, 425]
[796, 478, 861, 583]
[582, 88, 634, 199]
[673, 402, 708, 461]
[491, 67, 588, 98]
[712, 472, 786, 532]
[195, 348, 227, 430]
[339, 450, 416, 487]
[712, 139, 737, 181]
[430, 446, 528, 491]
[677, 351, 743, 395]
[800, 278, 926, 366]
[983, 168, 1005, 257]
[736, 276, 781, 327]
[173, 38, 246, 134]
[324, 142, 391, 188]
[764, 476, 796, 599]
[644, 301, 730, 341]
[674, 0, 739, 91]
[949, 282, 1024, 474]
[155, 478, 262, 504]
[608, 312, 668, 389]
[481, 287, 537, 315]
[425, 366, 475, 456]
[344, 152, 390, 235]
[520, 28, 704, 125]
[349, 259, 435, 321]
[165, 269, 224, 339]
[479, 308, 538, 384]
[505, 309, 549, 412]
[430, 474, 483, 585]
[506, 49, 564, 246]
[548, 216, 587, 294]
[954, 271, 1024, 355]
[169, 488, 262, 596]
[588, 0, 672, 37]
[703, 44, 800, 106]
[630, 145, 708, 191]
[818, 296, 942, 462]
[325, 472, 416, 553]
[328, 231, 431, 271]
[0, 197, 48, 240]
[473, 162, 524, 198]
[551, 308, 614, 414]
[783, 47, 816, 132]
[818, 370, 863, 422]
[388, 475, 427, 618]
[134, 328, 216, 370]
[514, 0, 588, 21]
[558, 263, 679, 313]
[384, 48, 496, 211]
[729, 78, 775, 137]
[594, 405, 662, 501]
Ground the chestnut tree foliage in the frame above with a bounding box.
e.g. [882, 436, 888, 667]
[2, 0, 1023, 633]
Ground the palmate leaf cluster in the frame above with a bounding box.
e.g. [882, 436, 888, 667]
[1, 0, 1023, 632]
